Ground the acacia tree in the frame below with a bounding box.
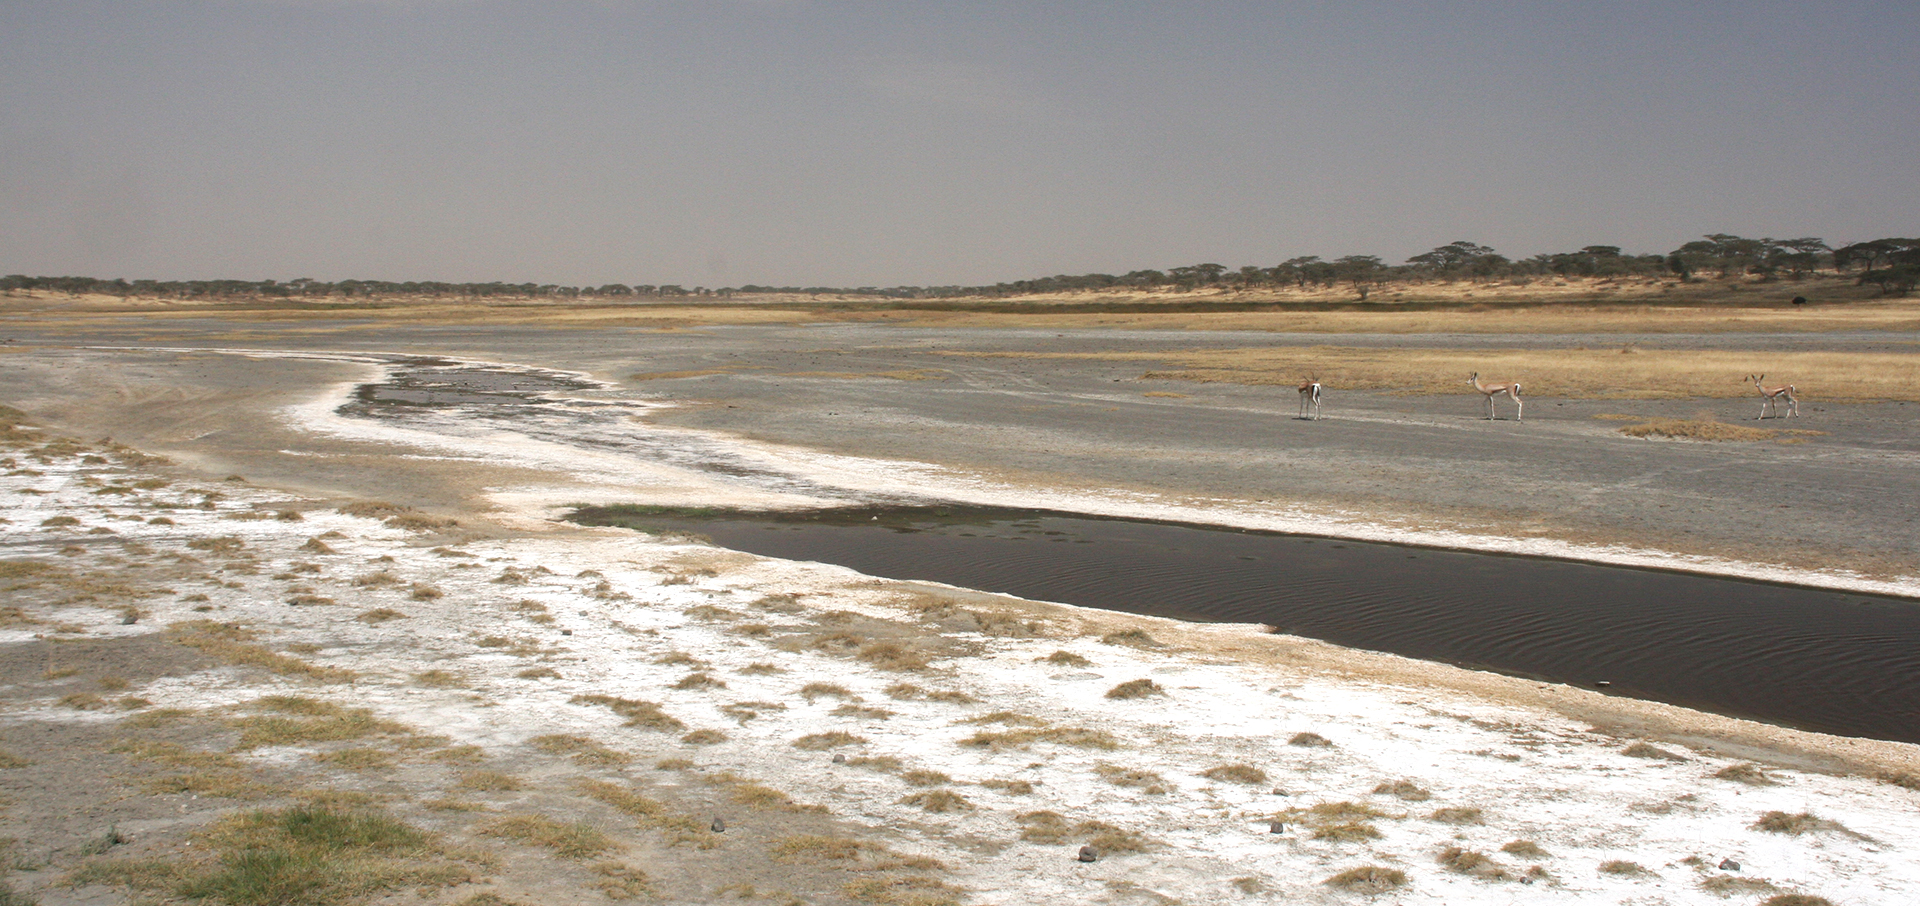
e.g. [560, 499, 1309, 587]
[1407, 241, 1504, 280]
[1333, 255, 1385, 300]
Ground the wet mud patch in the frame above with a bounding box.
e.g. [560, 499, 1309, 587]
[572, 504, 1920, 744]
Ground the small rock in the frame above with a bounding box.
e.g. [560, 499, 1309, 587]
[711, 817, 726, 833]
[1270, 788, 1289, 796]
[1268, 821, 1285, 835]
[1077, 845, 1098, 863]
[831, 753, 846, 764]
[1718, 858, 1740, 871]
[560, 629, 572, 636]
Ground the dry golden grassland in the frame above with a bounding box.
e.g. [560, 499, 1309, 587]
[13, 274, 1917, 336]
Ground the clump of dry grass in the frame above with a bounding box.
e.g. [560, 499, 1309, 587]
[313, 747, 395, 772]
[339, 500, 411, 519]
[1439, 846, 1508, 879]
[681, 729, 728, 745]
[704, 772, 825, 813]
[355, 608, 407, 624]
[516, 666, 561, 680]
[1619, 415, 1785, 442]
[793, 732, 866, 750]
[672, 672, 727, 690]
[575, 779, 718, 848]
[228, 695, 411, 748]
[958, 710, 1049, 727]
[899, 789, 972, 813]
[1037, 650, 1092, 667]
[856, 641, 932, 671]
[900, 769, 952, 787]
[1373, 779, 1431, 800]
[529, 734, 632, 766]
[1501, 839, 1548, 859]
[979, 778, 1034, 795]
[591, 861, 653, 899]
[1752, 811, 1859, 838]
[799, 682, 856, 702]
[1429, 806, 1486, 825]
[1623, 742, 1687, 761]
[924, 689, 979, 704]
[833, 703, 894, 720]
[1277, 801, 1392, 842]
[455, 770, 524, 792]
[1200, 763, 1268, 785]
[1015, 811, 1153, 853]
[167, 620, 356, 683]
[481, 814, 619, 859]
[770, 834, 868, 863]
[1095, 764, 1167, 792]
[1323, 866, 1407, 893]
[570, 694, 684, 731]
[842, 874, 965, 906]
[958, 727, 1120, 751]
[719, 701, 788, 724]
[1759, 896, 1838, 906]
[1599, 860, 1654, 877]
[738, 662, 783, 675]
[1714, 763, 1776, 785]
[1104, 678, 1164, 700]
[1098, 629, 1158, 647]
[1701, 876, 1780, 896]
[428, 744, 486, 765]
[1313, 822, 1383, 842]
[846, 755, 905, 772]
[412, 669, 467, 689]
[1288, 731, 1333, 747]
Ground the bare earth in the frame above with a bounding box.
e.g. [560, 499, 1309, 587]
[2, 284, 1917, 905]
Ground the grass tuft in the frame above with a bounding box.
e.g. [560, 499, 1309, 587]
[1323, 866, 1407, 892]
[1599, 860, 1654, 877]
[898, 789, 973, 813]
[1037, 650, 1092, 667]
[1200, 763, 1268, 785]
[958, 727, 1120, 751]
[575, 779, 718, 848]
[1098, 629, 1158, 647]
[1104, 678, 1164, 699]
[1714, 762, 1775, 785]
[1429, 806, 1485, 825]
[793, 731, 866, 750]
[570, 694, 685, 731]
[480, 814, 619, 860]
[1095, 764, 1166, 791]
[1623, 742, 1687, 761]
[1373, 779, 1431, 800]
[1288, 731, 1333, 747]
[1501, 839, 1548, 859]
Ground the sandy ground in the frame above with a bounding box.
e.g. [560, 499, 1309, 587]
[1, 304, 1918, 905]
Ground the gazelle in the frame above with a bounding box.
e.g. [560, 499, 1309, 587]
[1297, 376, 1322, 420]
[1745, 374, 1798, 418]
[1467, 372, 1522, 420]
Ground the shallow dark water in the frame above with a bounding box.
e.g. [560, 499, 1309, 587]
[574, 505, 1920, 744]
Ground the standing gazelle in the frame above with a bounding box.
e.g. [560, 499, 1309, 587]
[1745, 374, 1798, 419]
[1297, 376, 1322, 420]
[1467, 372, 1522, 420]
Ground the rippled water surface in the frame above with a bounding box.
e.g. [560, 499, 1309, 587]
[578, 506, 1920, 744]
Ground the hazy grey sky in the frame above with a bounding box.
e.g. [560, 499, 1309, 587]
[4, 1, 1916, 286]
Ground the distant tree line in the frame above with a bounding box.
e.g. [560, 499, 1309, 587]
[5, 235, 1915, 302]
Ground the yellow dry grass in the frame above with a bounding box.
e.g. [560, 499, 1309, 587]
[22, 276, 1917, 336]
[972, 346, 1920, 402]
